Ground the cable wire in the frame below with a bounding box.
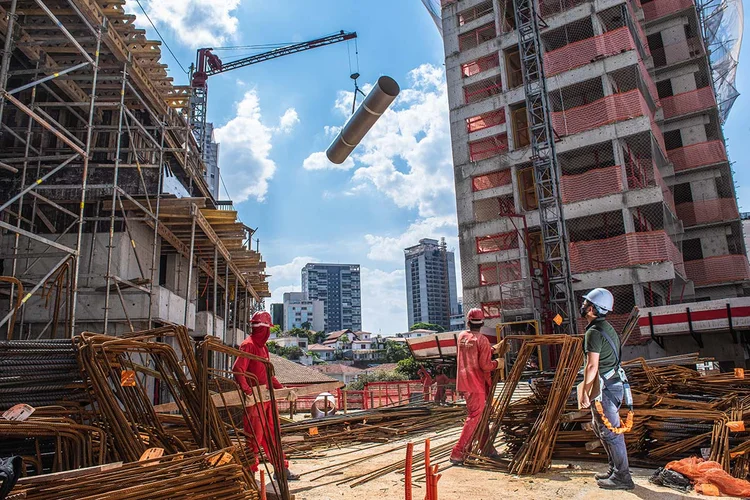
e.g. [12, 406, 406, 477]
[133, 0, 189, 75]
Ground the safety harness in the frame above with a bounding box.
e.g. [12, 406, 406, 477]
[593, 322, 635, 434]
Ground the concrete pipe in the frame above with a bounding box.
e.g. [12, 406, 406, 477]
[326, 76, 400, 164]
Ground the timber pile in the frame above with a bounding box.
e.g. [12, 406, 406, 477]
[282, 403, 465, 457]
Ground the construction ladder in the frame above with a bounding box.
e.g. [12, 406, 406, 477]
[511, 0, 577, 333]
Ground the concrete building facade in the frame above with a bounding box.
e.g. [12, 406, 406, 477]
[302, 263, 362, 332]
[404, 238, 460, 331]
[282, 292, 324, 332]
[439, 0, 748, 361]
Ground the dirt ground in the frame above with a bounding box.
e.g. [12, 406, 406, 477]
[285, 430, 710, 500]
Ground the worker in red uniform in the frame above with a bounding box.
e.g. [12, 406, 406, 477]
[450, 308, 503, 465]
[233, 311, 299, 481]
[434, 366, 449, 405]
[417, 366, 433, 402]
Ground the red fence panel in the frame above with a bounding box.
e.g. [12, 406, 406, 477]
[476, 231, 519, 254]
[461, 53, 500, 78]
[561, 165, 625, 203]
[552, 89, 650, 137]
[544, 27, 636, 77]
[464, 75, 503, 104]
[569, 230, 683, 274]
[472, 169, 512, 192]
[661, 86, 716, 119]
[676, 198, 740, 227]
[479, 260, 522, 286]
[643, 0, 695, 21]
[467, 108, 506, 133]
[458, 22, 496, 51]
[668, 140, 727, 172]
[469, 133, 508, 161]
[685, 255, 750, 286]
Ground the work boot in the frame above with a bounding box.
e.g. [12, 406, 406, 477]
[449, 455, 464, 466]
[594, 466, 614, 480]
[597, 475, 635, 490]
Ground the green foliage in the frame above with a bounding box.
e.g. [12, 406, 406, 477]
[384, 340, 410, 363]
[301, 321, 312, 331]
[271, 325, 281, 335]
[346, 370, 407, 390]
[396, 357, 429, 380]
[410, 322, 445, 333]
[339, 334, 350, 345]
[333, 349, 346, 361]
[266, 341, 303, 360]
[267, 341, 280, 355]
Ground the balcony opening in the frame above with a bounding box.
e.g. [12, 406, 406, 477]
[458, 1, 493, 26]
[682, 238, 704, 261]
[464, 74, 503, 104]
[468, 133, 508, 162]
[598, 4, 627, 31]
[647, 32, 666, 67]
[498, 0, 516, 32]
[673, 182, 692, 203]
[473, 169, 512, 192]
[466, 108, 506, 132]
[474, 195, 513, 223]
[461, 53, 500, 78]
[663, 129, 683, 150]
[505, 48, 523, 89]
[458, 22, 497, 51]
[568, 211, 626, 243]
[510, 103, 530, 149]
[656, 79, 674, 99]
[517, 165, 538, 211]
[542, 18, 594, 52]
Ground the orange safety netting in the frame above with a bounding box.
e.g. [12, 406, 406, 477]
[458, 2, 493, 26]
[568, 230, 683, 274]
[461, 53, 500, 78]
[472, 169, 512, 192]
[458, 22, 496, 51]
[626, 1, 651, 56]
[661, 86, 716, 119]
[468, 133, 508, 162]
[685, 255, 750, 286]
[643, 0, 695, 22]
[640, 60, 660, 105]
[561, 165, 625, 204]
[466, 108, 506, 133]
[476, 231, 519, 254]
[464, 75, 503, 104]
[666, 457, 750, 497]
[552, 89, 650, 137]
[481, 301, 502, 319]
[668, 140, 727, 172]
[479, 260, 522, 286]
[624, 153, 676, 214]
[675, 198, 739, 227]
[544, 26, 636, 77]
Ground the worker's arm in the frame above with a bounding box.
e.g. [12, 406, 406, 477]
[232, 355, 253, 394]
[478, 338, 499, 372]
[580, 351, 600, 409]
[271, 376, 283, 390]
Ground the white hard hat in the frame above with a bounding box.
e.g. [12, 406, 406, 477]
[583, 288, 614, 314]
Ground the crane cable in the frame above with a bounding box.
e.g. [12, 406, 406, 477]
[133, 0, 189, 75]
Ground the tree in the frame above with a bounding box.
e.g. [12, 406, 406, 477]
[271, 325, 281, 335]
[346, 370, 407, 390]
[396, 357, 430, 380]
[267, 340, 280, 355]
[384, 340, 410, 363]
[410, 322, 445, 333]
[339, 334, 350, 348]
[301, 321, 312, 331]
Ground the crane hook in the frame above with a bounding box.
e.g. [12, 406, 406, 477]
[350, 72, 366, 115]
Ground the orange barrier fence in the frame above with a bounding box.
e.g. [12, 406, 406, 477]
[685, 255, 750, 286]
[569, 230, 684, 275]
[467, 108, 505, 133]
[668, 140, 727, 172]
[552, 89, 650, 137]
[643, 0, 695, 21]
[661, 86, 716, 119]
[469, 133, 508, 161]
[476, 231, 519, 254]
[461, 53, 500, 78]
[544, 26, 636, 77]
[676, 198, 739, 227]
[561, 165, 625, 203]
[472, 169, 512, 192]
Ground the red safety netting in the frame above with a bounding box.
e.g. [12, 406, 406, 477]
[472, 169, 512, 192]
[569, 230, 682, 274]
[668, 140, 727, 172]
[676, 198, 739, 227]
[458, 1, 493, 26]
[627, 1, 651, 56]
[666, 457, 750, 497]
[552, 89, 650, 137]
[643, 0, 695, 21]
[464, 75, 503, 104]
[482, 302, 502, 319]
[479, 260, 522, 286]
[624, 151, 676, 214]
[469, 133, 508, 162]
[561, 165, 625, 203]
[458, 22, 496, 51]
[661, 86, 716, 119]
[461, 53, 500, 78]
[640, 60, 660, 106]
[685, 255, 750, 286]
[652, 37, 704, 68]
[467, 108, 506, 133]
[538, 0, 587, 18]
[650, 119, 667, 157]
[476, 231, 519, 254]
[544, 27, 636, 77]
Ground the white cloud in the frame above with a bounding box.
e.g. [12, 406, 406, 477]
[214, 90, 291, 202]
[361, 267, 407, 335]
[266, 256, 319, 283]
[303, 151, 355, 171]
[136, 0, 240, 47]
[277, 108, 299, 133]
[306, 64, 455, 218]
[364, 215, 458, 262]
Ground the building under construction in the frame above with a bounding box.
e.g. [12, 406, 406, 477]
[0, 0, 270, 345]
[438, 0, 750, 366]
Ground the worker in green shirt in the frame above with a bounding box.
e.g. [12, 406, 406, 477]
[579, 288, 635, 491]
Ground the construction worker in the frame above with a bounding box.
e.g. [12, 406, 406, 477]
[233, 311, 300, 481]
[434, 366, 449, 405]
[449, 308, 503, 465]
[417, 366, 433, 402]
[579, 288, 635, 491]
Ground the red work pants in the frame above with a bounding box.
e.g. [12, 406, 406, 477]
[243, 401, 288, 472]
[451, 391, 494, 461]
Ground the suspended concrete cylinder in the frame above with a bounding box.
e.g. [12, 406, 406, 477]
[326, 76, 400, 164]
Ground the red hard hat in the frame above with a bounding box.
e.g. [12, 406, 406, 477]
[250, 311, 272, 328]
[467, 307, 484, 325]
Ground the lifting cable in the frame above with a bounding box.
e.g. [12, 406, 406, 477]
[347, 37, 365, 114]
[133, 0, 189, 75]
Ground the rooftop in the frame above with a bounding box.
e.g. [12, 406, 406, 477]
[313, 364, 365, 375]
[269, 354, 340, 386]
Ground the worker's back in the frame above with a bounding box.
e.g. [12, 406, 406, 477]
[456, 330, 494, 394]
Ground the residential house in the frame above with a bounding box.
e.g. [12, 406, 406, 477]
[313, 363, 365, 386]
[308, 343, 335, 362]
[322, 329, 354, 350]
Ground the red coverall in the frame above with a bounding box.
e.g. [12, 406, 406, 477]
[451, 330, 498, 461]
[435, 373, 449, 404]
[418, 367, 433, 402]
[232, 318, 288, 473]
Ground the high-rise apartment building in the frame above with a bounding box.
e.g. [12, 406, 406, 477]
[282, 292, 324, 331]
[438, 0, 748, 357]
[405, 238, 460, 331]
[302, 264, 362, 332]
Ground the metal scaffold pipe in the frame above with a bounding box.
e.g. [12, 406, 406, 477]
[326, 76, 400, 164]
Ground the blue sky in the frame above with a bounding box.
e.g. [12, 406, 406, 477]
[132, 0, 455, 335]
[134, 0, 749, 336]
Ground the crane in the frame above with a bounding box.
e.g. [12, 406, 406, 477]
[189, 30, 358, 156]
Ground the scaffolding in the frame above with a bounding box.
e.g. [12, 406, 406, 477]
[0, 0, 270, 344]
